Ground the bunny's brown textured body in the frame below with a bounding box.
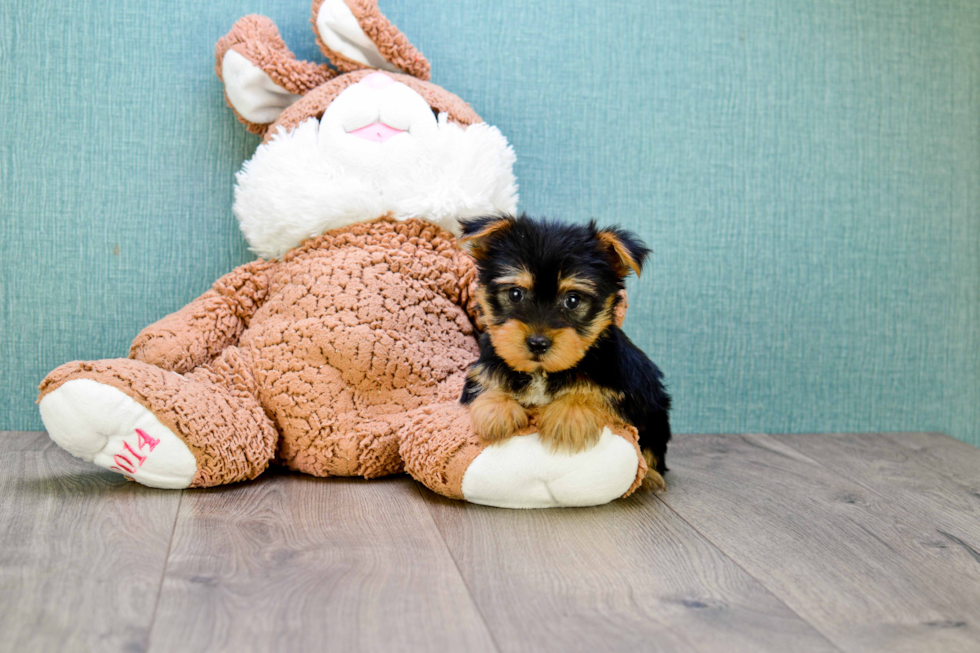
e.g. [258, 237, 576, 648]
[235, 218, 480, 477]
[40, 218, 484, 484]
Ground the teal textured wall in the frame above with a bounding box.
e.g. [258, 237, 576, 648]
[2, 1, 978, 443]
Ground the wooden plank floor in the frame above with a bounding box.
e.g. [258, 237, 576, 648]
[2, 431, 980, 653]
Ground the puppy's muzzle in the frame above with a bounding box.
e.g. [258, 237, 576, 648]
[526, 334, 552, 356]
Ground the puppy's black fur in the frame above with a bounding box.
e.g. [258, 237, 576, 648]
[458, 213, 672, 474]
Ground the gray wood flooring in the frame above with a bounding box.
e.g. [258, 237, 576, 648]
[2, 430, 979, 653]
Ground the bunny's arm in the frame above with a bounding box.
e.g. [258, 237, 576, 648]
[129, 260, 277, 373]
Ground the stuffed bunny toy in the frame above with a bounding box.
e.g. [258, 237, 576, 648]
[37, 0, 650, 508]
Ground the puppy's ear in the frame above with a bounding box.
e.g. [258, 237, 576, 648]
[595, 225, 651, 278]
[458, 214, 516, 260]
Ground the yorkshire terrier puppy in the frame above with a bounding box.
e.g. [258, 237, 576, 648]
[458, 213, 672, 481]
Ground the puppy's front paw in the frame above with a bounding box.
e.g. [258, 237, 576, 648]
[470, 391, 530, 443]
[538, 396, 605, 453]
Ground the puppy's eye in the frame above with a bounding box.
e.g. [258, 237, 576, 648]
[431, 106, 441, 120]
[563, 293, 581, 310]
[508, 288, 525, 303]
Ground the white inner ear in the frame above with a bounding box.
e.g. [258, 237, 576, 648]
[316, 0, 399, 72]
[222, 50, 302, 124]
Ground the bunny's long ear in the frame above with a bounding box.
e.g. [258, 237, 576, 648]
[216, 15, 337, 135]
[311, 0, 431, 80]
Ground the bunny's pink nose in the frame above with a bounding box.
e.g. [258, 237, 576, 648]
[362, 72, 394, 89]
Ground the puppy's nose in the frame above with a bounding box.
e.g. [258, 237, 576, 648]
[526, 335, 552, 355]
[362, 72, 394, 89]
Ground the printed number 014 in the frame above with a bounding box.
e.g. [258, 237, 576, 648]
[110, 428, 161, 475]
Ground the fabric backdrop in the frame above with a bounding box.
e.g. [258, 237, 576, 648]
[2, 0, 978, 444]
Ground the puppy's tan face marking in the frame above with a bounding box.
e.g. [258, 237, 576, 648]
[487, 319, 591, 374]
[484, 291, 616, 373]
[540, 327, 589, 372]
[536, 295, 615, 372]
[487, 320, 539, 373]
[557, 274, 597, 295]
[476, 287, 496, 325]
[493, 266, 533, 290]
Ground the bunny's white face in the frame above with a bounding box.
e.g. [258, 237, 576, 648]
[231, 71, 517, 260]
[319, 72, 444, 159]
[217, 0, 518, 260]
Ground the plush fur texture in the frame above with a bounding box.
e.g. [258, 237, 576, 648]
[235, 114, 517, 259]
[459, 214, 672, 475]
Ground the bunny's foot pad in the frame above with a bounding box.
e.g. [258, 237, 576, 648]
[461, 427, 640, 509]
[39, 379, 197, 489]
